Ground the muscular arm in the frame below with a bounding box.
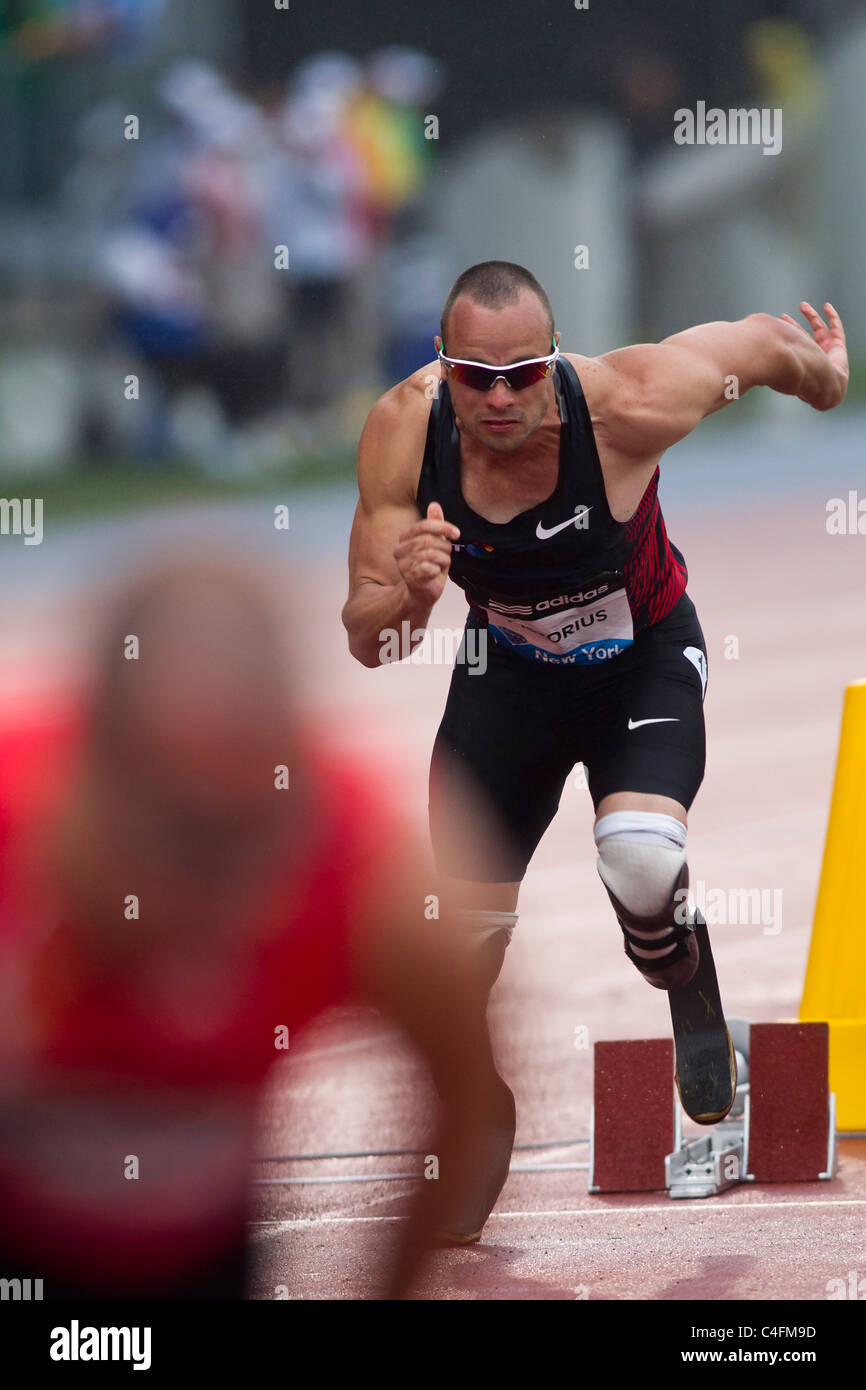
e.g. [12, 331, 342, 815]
[586, 303, 849, 462]
[342, 374, 460, 668]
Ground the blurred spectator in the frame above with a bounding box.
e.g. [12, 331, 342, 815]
[612, 46, 684, 158]
[0, 0, 164, 66]
[744, 17, 824, 118]
[360, 47, 448, 383]
[0, 556, 512, 1299]
[265, 54, 372, 414]
[67, 46, 447, 466]
[8, 2, 854, 475]
[0, 0, 164, 199]
[94, 62, 286, 467]
[348, 46, 442, 227]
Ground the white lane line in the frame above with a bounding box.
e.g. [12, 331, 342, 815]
[249, 1196, 866, 1233]
[251, 1163, 588, 1186]
[253, 1173, 418, 1186]
[250, 1216, 404, 1232]
[323, 1190, 410, 1221]
[482, 1198, 866, 1217]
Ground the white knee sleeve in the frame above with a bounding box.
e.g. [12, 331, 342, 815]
[594, 811, 687, 917]
[456, 909, 518, 994]
[458, 909, 518, 945]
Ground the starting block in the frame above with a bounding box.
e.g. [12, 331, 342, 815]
[589, 1020, 837, 1198]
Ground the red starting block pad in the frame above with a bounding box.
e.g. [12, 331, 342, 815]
[590, 1021, 835, 1197]
[590, 1038, 673, 1193]
[748, 1022, 831, 1182]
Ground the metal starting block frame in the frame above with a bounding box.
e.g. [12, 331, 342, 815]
[665, 1101, 746, 1199]
[665, 1088, 837, 1199]
[590, 1020, 838, 1199]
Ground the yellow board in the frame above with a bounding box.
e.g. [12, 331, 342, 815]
[800, 680, 866, 1130]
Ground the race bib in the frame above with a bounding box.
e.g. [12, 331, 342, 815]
[485, 578, 634, 665]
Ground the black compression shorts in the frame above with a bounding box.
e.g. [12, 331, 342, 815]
[429, 591, 708, 882]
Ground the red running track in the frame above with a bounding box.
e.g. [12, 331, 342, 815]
[246, 495, 866, 1301]
[3, 494, 864, 1300]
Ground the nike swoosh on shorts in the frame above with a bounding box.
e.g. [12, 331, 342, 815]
[627, 717, 681, 729]
[683, 645, 708, 699]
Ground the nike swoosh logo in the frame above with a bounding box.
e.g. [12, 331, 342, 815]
[683, 645, 708, 699]
[627, 717, 681, 730]
[535, 506, 592, 540]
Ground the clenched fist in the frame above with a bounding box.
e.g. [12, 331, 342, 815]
[394, 502, 460, 608]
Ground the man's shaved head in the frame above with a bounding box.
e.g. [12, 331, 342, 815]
[440, 261, 554, 349]
[435, 263, 560, 456]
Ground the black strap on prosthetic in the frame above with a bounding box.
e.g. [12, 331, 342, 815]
[602, 862, 695, 976]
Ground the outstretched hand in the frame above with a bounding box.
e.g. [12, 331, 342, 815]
[781, 301, 849, 389]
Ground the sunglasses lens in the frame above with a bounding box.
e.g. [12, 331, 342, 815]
[448, 363, 493, 389]
[507, 363, 550, 389]
[448, 360, 552, 391]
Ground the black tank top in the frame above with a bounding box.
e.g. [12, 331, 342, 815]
[416, 356, 688, 667]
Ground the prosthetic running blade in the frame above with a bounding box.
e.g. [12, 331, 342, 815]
[668, 914, 737, 1125]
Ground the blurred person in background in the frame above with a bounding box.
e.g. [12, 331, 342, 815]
[0, 0, 164, 65]
[0, 557, 512, 1298]
[361, 47, 450, 385]
[265, 53, 372, 426]
[96, 61, 286, 470]
[263, 46, 446, 434]
[2, 31, 446, 468]
[0, 0, 164, 199]
[349, 46, 442, 236]
[162, 62, 287, 468]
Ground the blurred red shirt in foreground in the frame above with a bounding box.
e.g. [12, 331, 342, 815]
[0, 703, 402, 1292]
